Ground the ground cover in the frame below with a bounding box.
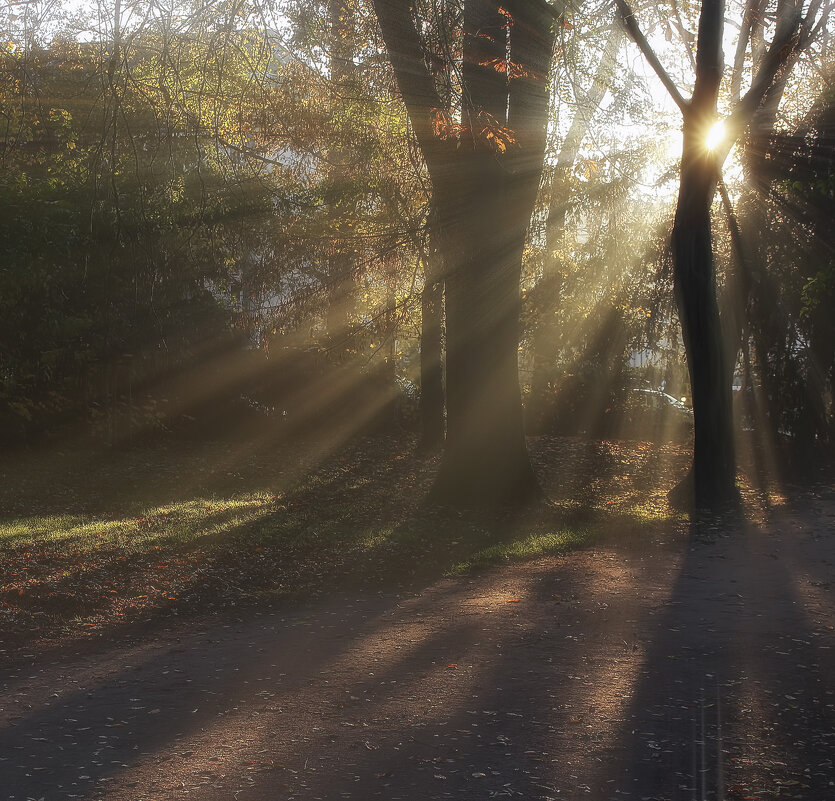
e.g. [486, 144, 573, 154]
[1, 479, 832, 801]
[0, 432, 689, 652]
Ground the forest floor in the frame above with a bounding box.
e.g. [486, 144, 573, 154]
[1, 431, 834, 800]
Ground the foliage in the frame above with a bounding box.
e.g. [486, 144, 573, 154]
[0, 28, 275, 440]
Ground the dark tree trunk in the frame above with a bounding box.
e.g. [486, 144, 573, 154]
[670, 0, 737, 511]
[672, 127, 736, 508]
[431, 155, 537, 505]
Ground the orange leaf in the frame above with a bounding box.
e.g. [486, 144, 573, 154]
[479, 57, 508, 74]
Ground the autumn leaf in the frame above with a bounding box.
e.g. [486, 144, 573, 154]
[479, 57, 508, 74]
[476, 111, 517, 153]
[430, 108, 467, 141]
[477, 57, 538, 80]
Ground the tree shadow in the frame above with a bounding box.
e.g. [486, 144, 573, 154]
[1, 432, 689, 645]
[579, 514, 835, 799]
[3, 459, 831, 800]
[0, 516, 666, 800]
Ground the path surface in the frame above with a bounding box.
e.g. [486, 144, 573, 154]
[1, 494, 834, 801]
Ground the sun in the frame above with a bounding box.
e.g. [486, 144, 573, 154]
[706, 120, 725, 151]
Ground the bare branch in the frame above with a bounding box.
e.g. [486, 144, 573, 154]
[800, 0, 831, 47]
[729, 0, 764, 102]
[721, 0, 814, 161]
[557, 22, 623, 172]
[616, 0, 689, 113]
[670, 0, 697, 74]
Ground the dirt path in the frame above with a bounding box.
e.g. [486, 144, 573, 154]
[1, 493, 834, 801]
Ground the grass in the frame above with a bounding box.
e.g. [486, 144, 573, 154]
[0, 495, 276, 550]
[0, 431, 690, 646]
[452, 528, 591, 573]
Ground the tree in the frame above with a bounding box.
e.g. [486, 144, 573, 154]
[617, 0, 830, 510]
[723, 0, 834, 465]
[372, 0, 560, 506]
[0, 7, 288, 442]
[739, 81, 835, 459]
[528, 19, 624, 430]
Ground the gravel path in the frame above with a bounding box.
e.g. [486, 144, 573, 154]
[1, 494, 834, 801]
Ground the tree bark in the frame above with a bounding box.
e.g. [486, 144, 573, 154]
[433, 152, 537, 505]
[673, 126, 737, 508]
[670, 0, 738, 511]
[373, 0, 557, 507]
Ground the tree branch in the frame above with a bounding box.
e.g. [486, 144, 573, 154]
[557, 23, 623, 172]
[371, 0, 454, 188]
[670, 0, 697, 74]
[799, 0, 831, 47]
[721, 1, 805, 161]
[729, 0, 763, 102]
[691, 0, 724, 110]
[616, 0, 689, 113]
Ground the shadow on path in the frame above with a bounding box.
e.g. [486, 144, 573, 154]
[2, 495, 833, 801]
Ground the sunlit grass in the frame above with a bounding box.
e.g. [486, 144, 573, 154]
[0, 494, 279, 554]
[0, 432, 693, 641]
[0, 488, 671, 571]
[450, 528, 589, 574]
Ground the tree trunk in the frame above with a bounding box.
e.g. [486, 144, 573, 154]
[430, 155, 537, 505]
[672, 113, 737, 509]
[669, 0, 738, 511]
[373, 0, 556, 508]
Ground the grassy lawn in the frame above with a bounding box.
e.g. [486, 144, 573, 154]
[0, 432, 689, 644]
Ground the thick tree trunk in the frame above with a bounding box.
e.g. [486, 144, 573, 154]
[373, 0, 556, 508]
[672, 116, 737, 509]
[429, 157, 537, 505]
